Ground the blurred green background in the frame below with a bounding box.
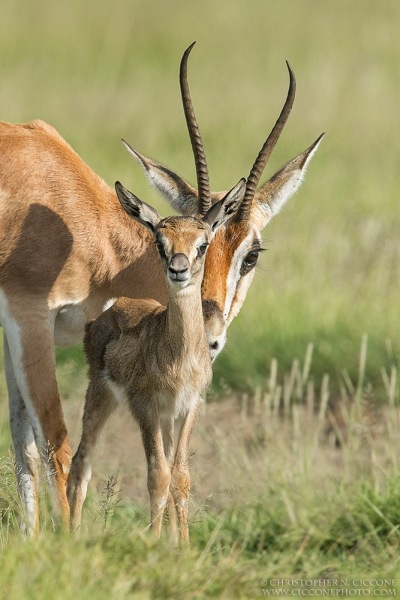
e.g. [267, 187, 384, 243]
[1, 2, 400, 592]
[0, 0, 399, 395]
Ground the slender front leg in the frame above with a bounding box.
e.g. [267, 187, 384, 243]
[2, 311, 71, 530]
[171, 401, 201, 544]
[68, 380, 117, 532]
[138, 412, 171, 538]
[4, 336, 40, 535]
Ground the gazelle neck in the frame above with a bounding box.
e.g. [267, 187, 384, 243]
[166, 279, 205, 353]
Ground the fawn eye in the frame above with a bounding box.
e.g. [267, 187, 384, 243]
[197, 243, 209, 257]
[156, 241, 166, 260]
[240, 250, 260, 276]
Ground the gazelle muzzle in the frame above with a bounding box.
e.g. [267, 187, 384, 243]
[168, 253, 190, 284]
[202, 299, 226, 361]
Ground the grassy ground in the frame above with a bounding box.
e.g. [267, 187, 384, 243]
[1, 0, 400, 393]
[1, 0, 400, 597]
[1, 350, 400, 597]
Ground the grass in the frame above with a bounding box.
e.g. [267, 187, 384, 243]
[1, 343, 400, 597]
[1, 0, 400, 596]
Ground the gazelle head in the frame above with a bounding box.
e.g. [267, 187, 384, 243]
[115, 179, 246, 294]
[123, 43, 323, 358]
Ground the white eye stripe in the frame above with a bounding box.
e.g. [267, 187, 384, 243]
[223, 228, 259, 319]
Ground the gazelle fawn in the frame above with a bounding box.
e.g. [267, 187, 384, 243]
[67, 178, 245, 542]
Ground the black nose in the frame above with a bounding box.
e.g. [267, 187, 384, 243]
[210, 341, 219, 350]
[168, 253, 189, 280]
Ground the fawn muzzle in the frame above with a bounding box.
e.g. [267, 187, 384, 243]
[168, 253, 190, 284]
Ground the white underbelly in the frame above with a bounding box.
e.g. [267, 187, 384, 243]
[155, 385, 200, 419]
[105, 375, 200, 419]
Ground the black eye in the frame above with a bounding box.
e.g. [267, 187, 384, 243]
[156, 241, 166, 260]
[197, 243, 209, 257]
[240, 250, 260, 276]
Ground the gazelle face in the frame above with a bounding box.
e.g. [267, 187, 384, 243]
[154, 216, 211, 290]
[202, 219, 262, 325]
[194, 218, 263, 358]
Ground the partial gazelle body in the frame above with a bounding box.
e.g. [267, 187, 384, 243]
[68, 180, 244, 541]
[0, 42, 322, 533]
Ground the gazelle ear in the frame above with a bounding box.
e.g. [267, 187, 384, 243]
[251, 134, 324, 230]
[122, 139, 199, 216]
[115, 181, 161, 233]
[203, 178, 246, 232]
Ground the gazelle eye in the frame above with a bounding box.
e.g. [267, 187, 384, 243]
[240, 250, 260, 276]
[197, 243, 209, 257]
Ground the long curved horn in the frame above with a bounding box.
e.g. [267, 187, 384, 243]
[180, 42, 211, 216]
[237, 62, 296, 222]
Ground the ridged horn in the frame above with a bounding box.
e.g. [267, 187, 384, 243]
[236, 61, 296, 222]
[180, 42, 211, 216]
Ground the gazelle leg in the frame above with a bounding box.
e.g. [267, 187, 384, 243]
[137, 413, 171, 538]
[68, 381, 117, 532]
[4, 336, 40, 535]
[2, 310, 71, 529]
[161, 416, 178, 542]
[171, 402, 201, 544]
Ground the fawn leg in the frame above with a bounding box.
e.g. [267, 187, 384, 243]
[171, 401, 201, 544]
[68, 380, 116, 532]
[138, 412, 171, 538]
[161, 416, 178, 542]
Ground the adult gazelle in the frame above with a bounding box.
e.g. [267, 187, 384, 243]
[0, 43, 322, 532]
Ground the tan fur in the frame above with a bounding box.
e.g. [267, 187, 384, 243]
[68, 216, 214, 543]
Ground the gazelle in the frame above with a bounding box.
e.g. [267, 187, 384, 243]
[67, 180, 244, 541]
[0, 42, 322, 533]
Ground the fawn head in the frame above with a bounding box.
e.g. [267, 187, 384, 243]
[115, 179, 246, 293]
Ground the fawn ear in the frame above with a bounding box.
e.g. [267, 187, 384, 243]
[115, 181, 161, 233]
[203, 178, 246, 232]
